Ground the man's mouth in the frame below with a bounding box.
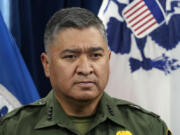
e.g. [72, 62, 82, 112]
[74, 81, 96, 87]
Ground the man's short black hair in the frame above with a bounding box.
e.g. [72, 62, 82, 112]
[44, 7, 107, 52]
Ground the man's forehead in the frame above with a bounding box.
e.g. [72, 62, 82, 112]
[50, 27, 108, 53]
[56, 27, 106, 43]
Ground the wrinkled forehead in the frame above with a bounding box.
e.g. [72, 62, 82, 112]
[55, 27, 107, 47]
[55, 26, 106, 42]
[45, 26, 109, 56]
[60, 45, 106, 54]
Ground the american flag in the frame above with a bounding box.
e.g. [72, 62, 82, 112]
[122, 0, 165, 38]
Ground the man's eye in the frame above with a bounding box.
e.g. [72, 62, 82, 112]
[91, 53, 102, 59]
[63, 55, 77, 59]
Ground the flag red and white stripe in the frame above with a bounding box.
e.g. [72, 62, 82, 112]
[122, 0, 161, 38]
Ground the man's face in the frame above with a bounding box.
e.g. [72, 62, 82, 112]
[41, 27, 111, 102]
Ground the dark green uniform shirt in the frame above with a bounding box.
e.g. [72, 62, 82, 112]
[0, 91, 171, 135]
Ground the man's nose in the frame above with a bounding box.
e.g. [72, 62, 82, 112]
[76, 56, 93, 76]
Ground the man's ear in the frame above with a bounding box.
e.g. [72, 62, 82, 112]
[108, 49, 111, 60]
[41, 52, 50, 77]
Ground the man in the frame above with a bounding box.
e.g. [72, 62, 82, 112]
[0, 7, 172, 135]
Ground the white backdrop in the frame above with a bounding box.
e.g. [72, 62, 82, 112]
[98, 0, 180, 134]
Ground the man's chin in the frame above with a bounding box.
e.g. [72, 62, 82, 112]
[71, 92, 102, 102]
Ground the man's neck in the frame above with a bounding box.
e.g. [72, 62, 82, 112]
[55, 94, 102, 117]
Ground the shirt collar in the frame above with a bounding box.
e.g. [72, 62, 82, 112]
[95, 92, 128, 129]
[34, 91, 56, 129]
[34, 91, 129, 130]
[34, 91, 79, 134]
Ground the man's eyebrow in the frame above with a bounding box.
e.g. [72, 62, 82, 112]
[88, 47, 104, 52]
[61, 49, 81, 54]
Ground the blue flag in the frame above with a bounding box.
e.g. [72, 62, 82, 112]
[0, 12, 40, 118]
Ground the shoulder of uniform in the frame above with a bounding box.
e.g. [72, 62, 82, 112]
[30, 97, 47, 106]
[112, 97, 160, 118]
[0, 98, 47, 123]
